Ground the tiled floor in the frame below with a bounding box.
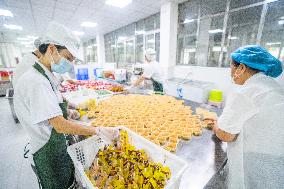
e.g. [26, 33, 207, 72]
[0, 97, 38, 189]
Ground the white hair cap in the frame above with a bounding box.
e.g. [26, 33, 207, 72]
[144, 48, 156, 62]
[41, 21, 82, 60]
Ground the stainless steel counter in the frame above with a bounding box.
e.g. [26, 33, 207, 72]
[71, 90, 227, 188]
[177, 100, 227, 189]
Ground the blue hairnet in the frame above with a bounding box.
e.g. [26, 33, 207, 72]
[231, 45, 283, 78]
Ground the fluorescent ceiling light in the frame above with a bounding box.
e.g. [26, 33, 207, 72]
[278, 20, 284, 25]
[212, 46, 222, 52]
[73, 31, 85, 36]
[183, 19, 194, 24]
[266, 42, 281, 46]
[105, 0, 132, 8]
[209, 29, 223, 34]
[81, 22, 97, 28]
[4, 24, 23, 30]
[135, 30, 145, 35]
[280, 16, 284, 20]
[265, 0, 278, 2]
[147, 39, 155, 43]
[0, 9, 13, 17]
[228, 36, 238, 40]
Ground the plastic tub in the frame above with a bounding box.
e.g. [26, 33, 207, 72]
[76, 74, 89, 80]
[208, 90, 223, 102]
[67, 126, 188, 189]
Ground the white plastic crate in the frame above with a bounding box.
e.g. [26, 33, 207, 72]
[67, 126, 188, 189]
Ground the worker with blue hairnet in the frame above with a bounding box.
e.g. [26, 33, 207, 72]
[206, 45, 284, 189]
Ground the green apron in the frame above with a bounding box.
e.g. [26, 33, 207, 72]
[32, 62, 75, 189]
[150, 77, 164, 93]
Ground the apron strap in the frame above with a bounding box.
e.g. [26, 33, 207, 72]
[23, 142, 30, 159]
[33, 62, 68, 118]
[33, 62, 56, 92]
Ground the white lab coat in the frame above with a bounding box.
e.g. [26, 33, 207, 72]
[142, 61, 165, 84]
[218, 73, 284, 189]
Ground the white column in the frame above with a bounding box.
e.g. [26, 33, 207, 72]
[96, 34, 105, 68]
[159, 0, 178, 79]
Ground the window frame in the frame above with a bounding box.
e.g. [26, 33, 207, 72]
[176, 0, 277, 67]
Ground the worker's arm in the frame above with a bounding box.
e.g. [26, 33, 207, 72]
[133, 76, 146, 87]
[213, 125, 238, 142]
[49, 116, 97, 136]
[66, 80, 76, 85]
[208, 120, 237, 142]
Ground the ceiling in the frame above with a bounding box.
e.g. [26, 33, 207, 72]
[0, 0, 166, 43]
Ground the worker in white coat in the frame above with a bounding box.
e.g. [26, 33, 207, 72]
[14, 22, 115, 189]
[132, 49, 165, 93]
[207, 45, 284, 189]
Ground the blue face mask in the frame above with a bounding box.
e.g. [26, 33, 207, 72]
[51, 57, 73, 74]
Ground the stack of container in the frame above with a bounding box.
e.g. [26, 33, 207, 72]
[76, 68, 89, 80]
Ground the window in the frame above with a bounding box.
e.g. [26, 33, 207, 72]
[155, 32, 160, 61]
[177, 0, 199, 65]
[144, 14, 160, 31]
[261, 1, 284, 62]
[136, 35, 144, 63]
[84, 39, 97, 63]
[207, 14, 225, 67]
[201, 0, 226, 16]
[116, 41, 125, 64]
[104, 13, 160, 66]
[179, 0, 199, 21]
[104, 33, 116, 62]
[230, 0, 263, 9]
[145, 34, 155, 51]
[126, 39, 135, 63]
[86, 45, 98, 63]
[222, 5, 263, 67]
[177, 0, 280, 67]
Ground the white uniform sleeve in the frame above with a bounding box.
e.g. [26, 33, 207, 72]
[142, 65, 154, 79]
[218, 92, 258, 134]
[29, 80, 63, 125]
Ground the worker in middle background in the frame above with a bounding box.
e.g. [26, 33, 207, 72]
[131, 49, 165, 93]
